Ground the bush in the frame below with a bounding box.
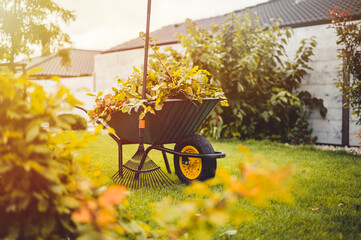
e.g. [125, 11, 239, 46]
[171, 12, 323, 140]
[0, 70, 145, 239]
[58, 113, 88, 130]
[286, 107, 317, 144]
[0, 70, 84, 238]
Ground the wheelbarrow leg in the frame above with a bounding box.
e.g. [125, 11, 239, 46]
[109, 132, 124, 182]
[134, 145, 172, 177]
[133, 145, 173, 188]
[161, 144, 172, 174]
[118, 141, 123, 178]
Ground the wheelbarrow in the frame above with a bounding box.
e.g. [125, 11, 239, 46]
[77, 98, 226, 188]
[79, 0, 225, 188]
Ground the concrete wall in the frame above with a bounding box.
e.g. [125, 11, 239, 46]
[94, 24, 361, 146]
[287, 23, 360, 145]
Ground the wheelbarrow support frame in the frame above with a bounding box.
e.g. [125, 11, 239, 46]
[107, 130, 225, 180]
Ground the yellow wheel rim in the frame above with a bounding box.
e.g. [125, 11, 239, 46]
[179, 145, 202, 180]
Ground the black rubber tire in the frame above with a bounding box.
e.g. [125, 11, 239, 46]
[174, 133, 217, 184]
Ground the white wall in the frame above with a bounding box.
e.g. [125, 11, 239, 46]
[94, 44, 184, 92]
[94, 48, 145, 92]
[94, 25, 361, 145]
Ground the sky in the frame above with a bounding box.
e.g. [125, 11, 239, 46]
[55, 0, 268, 51]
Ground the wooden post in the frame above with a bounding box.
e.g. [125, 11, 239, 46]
[341, 61, 350, 146]
[342, 95, 350, 146]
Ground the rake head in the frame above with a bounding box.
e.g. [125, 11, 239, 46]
[112, 146, 174, 189]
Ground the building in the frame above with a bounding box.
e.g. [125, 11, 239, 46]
[26, 48, 101, 110]
[94, 0, 361, 145]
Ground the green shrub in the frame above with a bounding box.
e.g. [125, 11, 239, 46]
[171, 12, 323, 140]
[59, 113, 88, 130]
[286, 107, 317, 145]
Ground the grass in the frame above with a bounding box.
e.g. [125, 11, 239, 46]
[78, 131, 361, 239]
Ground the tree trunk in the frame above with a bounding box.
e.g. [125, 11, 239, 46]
[9, 0, 18, 73]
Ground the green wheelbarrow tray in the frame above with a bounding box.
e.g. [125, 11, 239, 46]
[107, 98, 220, 144]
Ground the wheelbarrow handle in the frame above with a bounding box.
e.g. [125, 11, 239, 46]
[75, 105, 101, 125]
[75, 106, 134, 144]
[75, 105, 105, 127]
[75, 105, 88, 114]
[75, 105, 115, 136]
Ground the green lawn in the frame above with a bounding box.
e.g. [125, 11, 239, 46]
[78, 131, 361, 239]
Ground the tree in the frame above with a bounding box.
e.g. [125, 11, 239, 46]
[328, 6, 361, 145]
[0, 0, 75, 71]
[171, 12, 323, 141]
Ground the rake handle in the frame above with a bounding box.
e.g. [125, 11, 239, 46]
[142, 0, 151, 99]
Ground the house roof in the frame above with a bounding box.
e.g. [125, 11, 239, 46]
[26, 49, 101, 77]
[103, 0, 361, 54]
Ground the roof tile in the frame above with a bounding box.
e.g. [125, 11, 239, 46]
[26, 49, 101, 77]
[103, 0, 361, 53]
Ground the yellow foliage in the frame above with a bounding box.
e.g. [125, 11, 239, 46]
[72, 204, 92, 223]
[153, 145, 293, 239]
[0, 70, 147, 239]
[183, 181, 212, 197]
[26, 67, 43, 76]
[237, 145, 251, 155]
[96, 208, 117, 226]
[98, 185, 128, 208]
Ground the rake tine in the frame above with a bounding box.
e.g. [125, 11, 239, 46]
[111, 172, 117, 181]
[150, 172, 157, 188]
[145, 171, 150, 188]
[154, 171, 163, 187]
[154, 171, 161, 185]
[135, 177, 139, 189]
[160, 172, 170, 186]
[112, 171, 122, 184]
[118, 169, 128, 186]
[160, 171, 172, 187]
[149, 172, 155, 188]
[150, 172, 156, 188]
[112, 174, 119, 184]
[157, 172, 165, 186]
[158, 172, 164, 187]
[127, 171, 134, 188]
[113, 173, 120, 185]
[149, 174, 153, 188]
[155, 172, 163, 187]
[111, 144, 175, 189]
